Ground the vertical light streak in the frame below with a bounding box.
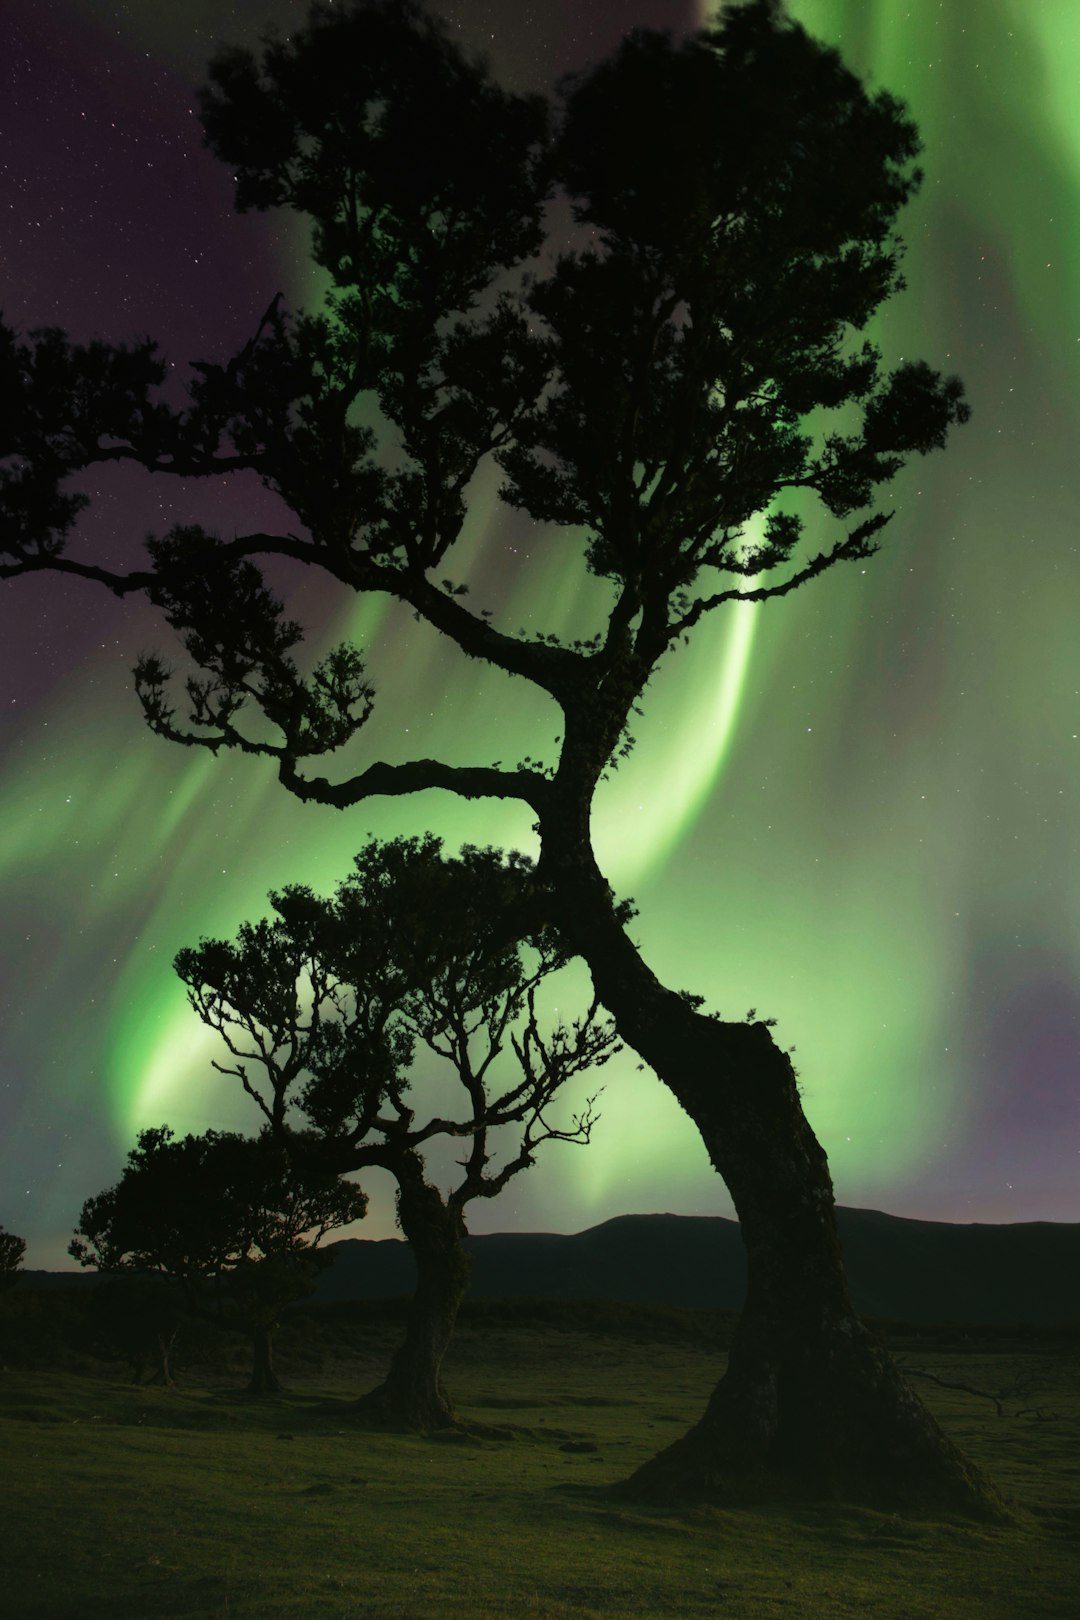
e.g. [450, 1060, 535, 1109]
[593, 602, 760, 890]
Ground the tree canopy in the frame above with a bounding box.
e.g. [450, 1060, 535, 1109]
[173, 834, 617, 1421]
[2, 0, 966, 822]
[69, 1125, 366, 1288]
[176, 835, 616, 1166]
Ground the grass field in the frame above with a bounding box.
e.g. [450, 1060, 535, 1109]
[3, 1306, 1078, 1619]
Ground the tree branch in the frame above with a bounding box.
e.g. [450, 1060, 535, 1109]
[670, 511, 894, 641]
[1, 531, 322, 595]
[394, 573, 590, 701]
[276, 753, 548, 814]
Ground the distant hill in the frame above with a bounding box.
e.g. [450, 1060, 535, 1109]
[19, 1208, 1079, 1325]
[308, 1207, 1080, 1326]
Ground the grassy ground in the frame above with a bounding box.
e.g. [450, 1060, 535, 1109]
[2, 1312, 1077, 1619]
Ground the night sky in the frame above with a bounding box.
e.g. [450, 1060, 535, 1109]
[2, 0, 1078, 1270]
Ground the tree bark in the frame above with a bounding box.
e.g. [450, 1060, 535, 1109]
[625, 1019, 1001, 1513]
[542, 826, 1007, 1516]
[248, 1320, 284, 1394]
[355, 1168, 470, 1431]
[143, 1330, 176, 1388]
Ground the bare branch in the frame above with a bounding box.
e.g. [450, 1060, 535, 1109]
[276, 753, 549, 813]
[669, 512, 894, 642]
[898, 1363, 1006, 1419]
[1, 529, 321, 594]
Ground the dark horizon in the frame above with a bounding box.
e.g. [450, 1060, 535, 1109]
[41, 1198, 1080, 1280]
[37, 1206, 1080, 1330]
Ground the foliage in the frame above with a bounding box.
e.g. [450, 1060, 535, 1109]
[69, 1128, 366, 1386]
[70, 1127, 365, 1286]
[0, 0, 967, 812]
[175, 835, 617, 1197]
[0, 1223, 26, 1289]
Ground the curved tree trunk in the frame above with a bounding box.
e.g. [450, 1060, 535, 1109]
[248, 1320, 284, 1394]
[355, 1167, 470, 1431]
[543, 825, 1006, 1516]
[624, 1019, 999, 1512]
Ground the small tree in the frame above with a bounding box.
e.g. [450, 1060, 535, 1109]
[228, 1249, 330, 1394]
[70, 1127, 365, 1389]
[89, 1275, 189, 1387]
[177, 835, 617, 1429]
[222, 1133, 368, 1392]
[0, 1225, 26, 1290]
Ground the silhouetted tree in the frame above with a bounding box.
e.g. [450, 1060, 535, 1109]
[0, 0, 997, 1509]
[176, 835, 616, 1429]
[0, 1225, 26, 1290]
[70, 1126, 365, 1389]
[90, 1274, 188, 1387]
[221, 1135, 367, 1392]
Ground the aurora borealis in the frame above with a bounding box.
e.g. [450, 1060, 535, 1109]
[2, 1, 1078, 1270]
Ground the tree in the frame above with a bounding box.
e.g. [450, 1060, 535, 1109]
[176, 835, 616, 1429]
[0, 1225, 26, 1290]
[89, 1275, 190, 1387]
[219, 1133, 368, 1393]
[0, 0, 997, 1509]
[70, 1126, 366, 1389]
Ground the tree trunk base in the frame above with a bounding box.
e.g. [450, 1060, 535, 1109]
[620, 1319, 1011, 1521]
[247, 1369, 285, 1394]
[352, 1377, 456, 1433]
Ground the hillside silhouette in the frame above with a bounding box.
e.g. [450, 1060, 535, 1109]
[24, 1207, 1079, 1326]
[305, 1207, 1080, 1326]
